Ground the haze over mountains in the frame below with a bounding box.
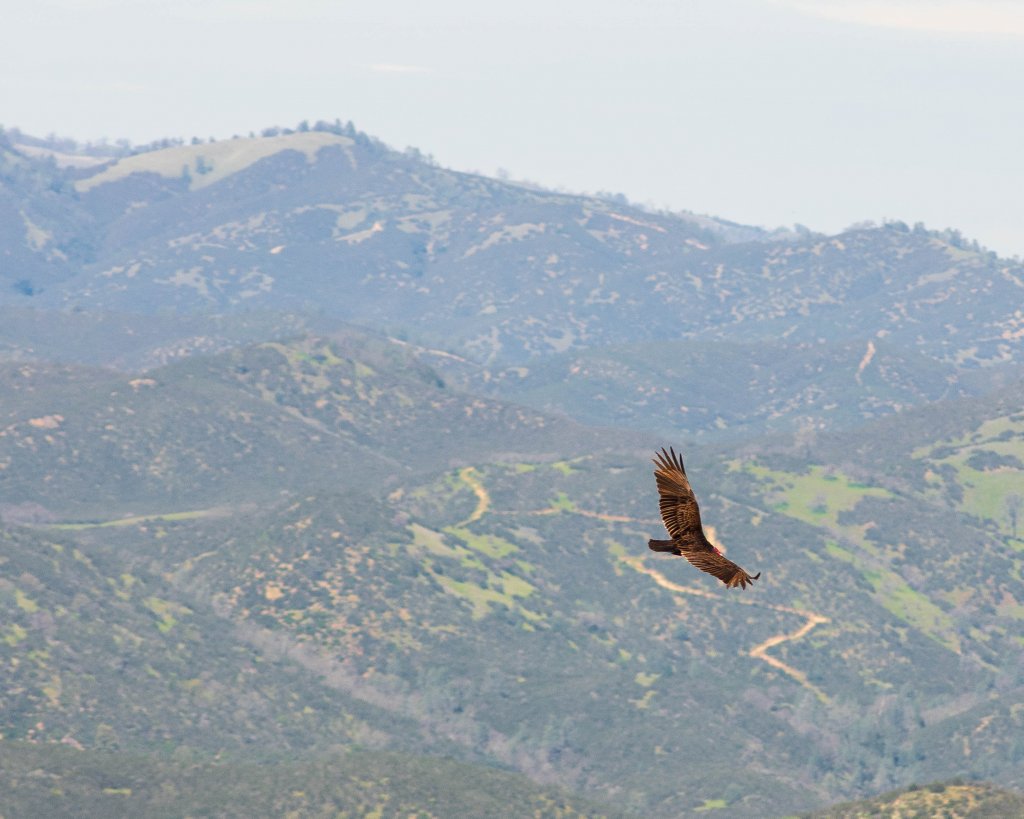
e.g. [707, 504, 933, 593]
[2, 122, 1023, 817]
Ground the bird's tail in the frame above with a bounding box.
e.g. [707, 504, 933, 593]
[648, 539, 678, 553]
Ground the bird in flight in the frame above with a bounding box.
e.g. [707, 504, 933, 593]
[648, 447, 760, 589]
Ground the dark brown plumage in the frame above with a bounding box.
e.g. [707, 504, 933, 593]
[648, 447, 760, 589]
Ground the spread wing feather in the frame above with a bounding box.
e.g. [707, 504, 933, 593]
[650, 447, 760, 590]
[652, 447, 704, 542]
[673, 542, 760, 589]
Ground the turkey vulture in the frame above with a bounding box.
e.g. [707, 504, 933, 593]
[648, 447, 760, 589]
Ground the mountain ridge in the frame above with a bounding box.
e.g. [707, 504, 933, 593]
[3, 119, 1024, 817]
[9, 126, 1020, 367]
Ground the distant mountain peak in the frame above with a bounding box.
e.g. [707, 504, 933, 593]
[75, 131, 355, 193]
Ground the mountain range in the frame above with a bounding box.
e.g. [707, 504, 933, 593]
[1, 122, 1023, 817]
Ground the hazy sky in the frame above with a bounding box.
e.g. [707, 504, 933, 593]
[3, 0, 1023, 255]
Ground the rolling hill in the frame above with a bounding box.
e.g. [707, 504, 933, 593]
[802, 780, 1024, 818]
[5, 350, 1024, 814]
[6, 126, 1024, 375]
[461, 337, 1024, 441]
[3, 122, 1024, 817]
[0, 332, 608, 520]
[0, 742, 615, 818]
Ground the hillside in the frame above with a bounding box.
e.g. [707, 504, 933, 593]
[0, 305, 344, 371]
[0, 521, 433, 758]
[0, 743, 616, 818]
[6, 372, 1024, 814]
[0, 332, 607, 520]
[3, 121, 1024, 817]
[803, 780, 1024, 818]
[0, 135, 94, 296]
[5, 128, 1024, 374]
[463, 337, 1023, 441]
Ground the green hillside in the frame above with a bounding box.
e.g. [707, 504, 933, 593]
[4, 122, 1024, 817]
[470, 337, 1001, 440]
[0, 332, 604, 520]
[802, 780, 1024, 818]
[0, 521, 439, 758]
[3, 329, 1024, 815]
[0, 743, 616, 818]
[8, 415, 1022, 814]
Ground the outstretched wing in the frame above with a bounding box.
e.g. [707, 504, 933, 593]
[651, 447, 760, 589]
[672, 543, 761, 589]
[652, 447, 705, 543]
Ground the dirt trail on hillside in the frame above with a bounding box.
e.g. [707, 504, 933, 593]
[621, 555, 831, 702]
[456, 466, 490, 525]
[457, 468, 833, 702]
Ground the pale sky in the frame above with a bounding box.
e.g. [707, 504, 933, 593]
[3, 0, 1023, 256]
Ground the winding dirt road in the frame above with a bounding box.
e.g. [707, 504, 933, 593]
[454, 467, 831, 702]
[620, 555, 831, 703]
